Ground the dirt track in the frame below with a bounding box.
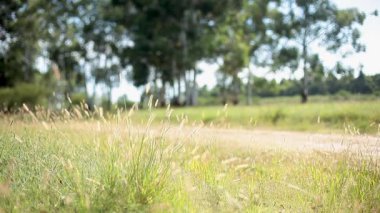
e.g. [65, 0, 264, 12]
[56, 121, 380, 157]
[161, 126, 380, 156]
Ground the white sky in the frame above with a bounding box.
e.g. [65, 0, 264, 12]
[113, 0, 380, 102]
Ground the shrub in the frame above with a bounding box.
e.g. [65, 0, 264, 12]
[334, 90, 351, 100]
[70, 92, 87, 105]
[0, 83, 51, 110]
[116, 95, 135, 109]
[0, 88, 13, 109]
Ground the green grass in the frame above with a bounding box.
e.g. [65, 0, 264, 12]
[134, 99, 380, 134]
[0, 107, 379, 212]
[0, 122, 183, 212]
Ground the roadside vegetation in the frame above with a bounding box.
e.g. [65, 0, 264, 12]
[0, 105, 379, 212]
[134, 97, 380, 134]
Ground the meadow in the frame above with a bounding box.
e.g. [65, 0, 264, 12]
[0, 100, 379, 212]
[135, 96, 380, 134]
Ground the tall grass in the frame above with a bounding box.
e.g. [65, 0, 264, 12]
[0, 125, 180, 211]
[0, 102, 379, 211]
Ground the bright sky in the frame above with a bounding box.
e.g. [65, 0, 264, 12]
[113, 0, 380, 102]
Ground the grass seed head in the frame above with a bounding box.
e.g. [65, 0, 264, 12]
[222, 157, 238, 165]
[154, 99, 159, 108]
[67, 95, 72, 104]
[14, 134, 23, 143]
[235, 164, 249, 171]
[145, 83, 151, 94]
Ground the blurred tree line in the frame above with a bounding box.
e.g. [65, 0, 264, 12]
[198, 71, 380, 105]
[0, 0, 377, 110]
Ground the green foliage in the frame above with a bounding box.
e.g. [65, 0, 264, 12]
[0, 0, 372, 107]
[110, 0, 242, 89]
[334, 90, 351, 100]
[270, 0, 366, 102]
[0, 84, 51, 110]
[243, 73, 378, 98]
[271, 47, 300, 71]
[196, 72, 380, 107]
[116, 95, 135, 109]
[0, 1, 43, 86]
[70, 93, 87, 105]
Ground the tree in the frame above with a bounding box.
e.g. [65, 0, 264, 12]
[83, 1, 126, 109]
[351, 71, 372, 94]
[213, 0, 279, 105]
[40, 0, 90, 95]
[271, 0, 366, 103]
[0, 1, 44, 87]
[108, 0, 242, 106]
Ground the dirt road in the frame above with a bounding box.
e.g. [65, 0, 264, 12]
[161, 126, 380, 156]
[57, 121, 380, 157]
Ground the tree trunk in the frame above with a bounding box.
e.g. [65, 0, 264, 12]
[139, 92, 146, 109]
[185, 71, 191, 106]
[91, 56, 101, 109]
[59, 54, 69, 95]
[158, 80, 166, 107]
[232, 74, 240, 105]
[172, 59, 181, 106]
[107, 83, 112, 110]
[181, 11, 189, 106]
[247, 66, 253, 105]
[23, 47, 33, 82]
[301, 7, 309, 104]
[191, 69, 198, 106]
[153, 70, 158, 100]
[177, 75, 182, 106]
[105, 55, 112, 110]
[221, 73, 227, 105]
[301, 45, 309, 104]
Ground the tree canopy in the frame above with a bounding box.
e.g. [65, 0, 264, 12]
[0, 0, 375, 109]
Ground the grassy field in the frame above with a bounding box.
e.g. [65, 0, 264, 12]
[134, 98, 380, 134]
[0, 104, 379, 212]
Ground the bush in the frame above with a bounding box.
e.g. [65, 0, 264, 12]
[116, 95, 135, 109]
[70, 92, 87, 105]
[0, 88, 13, 108]
[334, 90, 351, 100]
[0, 83, 51, 110]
